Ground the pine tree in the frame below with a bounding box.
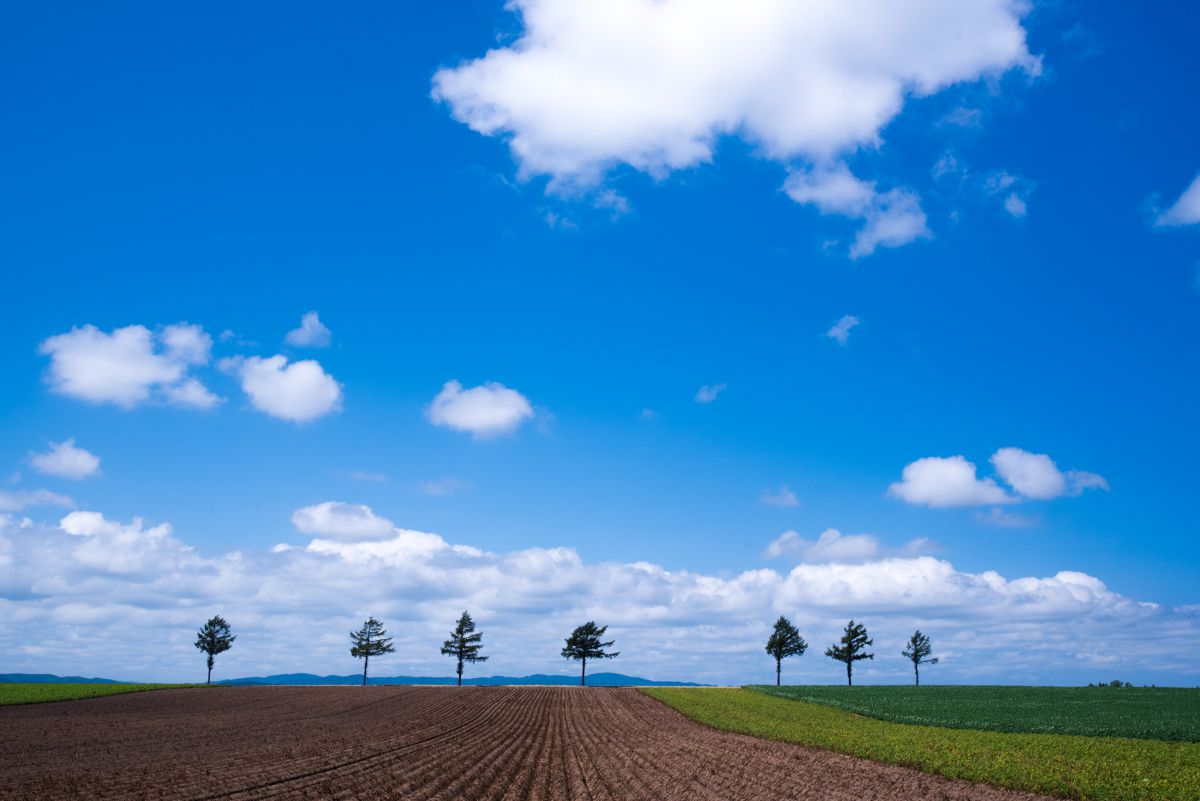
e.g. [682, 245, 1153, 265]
[824, 619, 873, 686]
[901, 629, 939, 687]
[764, 616, 808, 686]
[440, 610, 489, 686]
[350, 617, 395, 686]
[194, 615, 235, 685]
[561, 621, 619, 686]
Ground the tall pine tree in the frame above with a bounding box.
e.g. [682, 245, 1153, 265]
[901, 629, 939, 686]
[764, 616, 808, 686]
[824, 619, 873, 686]
[350, 617, 395, 686]
[194, 615, 235, 685]
[440, 611, 488, 686]
[561, 621, 618, 686]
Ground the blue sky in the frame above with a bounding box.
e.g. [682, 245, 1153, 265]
[1, 1, 1198, 685]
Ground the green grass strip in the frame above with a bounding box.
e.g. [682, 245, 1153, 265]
[642, 687, 1200, 801]
[748, 684, 1200, 742]
[0, 683, 210, 705]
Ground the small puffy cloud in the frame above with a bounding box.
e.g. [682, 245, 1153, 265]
[222, 355, 343, 423]
[785, 166, 930, 258]
[990, 447, 1065, 500]
[991, 447, 1108, 500]
[888, 455, 1013, 508]
[764, 528, 880, 562]
[285, 312, 333, 348]
[694, 383, 727, 404]
[892, 448, 1108, 508]
[1156, 173, 1200, 227]
[427, 380, 534, 438]
[0, 489, 75, 512]
[983, 171, 1034, 219]
[760, 486, 800, 508]
[161, 378, 222, 410]
[291, 502, 396, 542]
[825, 315, 860, 345]
[29, 439, 100, 480]
[39, 324, 219, 409]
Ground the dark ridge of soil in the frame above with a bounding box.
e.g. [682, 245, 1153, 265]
[0, 686, 1053, 800]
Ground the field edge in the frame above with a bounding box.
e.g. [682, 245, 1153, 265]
[639, 686, 1200, 801]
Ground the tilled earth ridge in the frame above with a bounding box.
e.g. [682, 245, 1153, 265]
[0, 686, 1054, 801]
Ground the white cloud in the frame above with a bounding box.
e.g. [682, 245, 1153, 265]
[285, 312, 333, 348]
[825, 314, 860, 345]
[1156, 173, 1200, 227]
[39, 324, 219, 409]
[764, 528, 880, 562]
[1004, 192, 1027, 218]
[426, 380, 534, 438]
[892, 448, 1108, 508]
[432, 0, 1035, 254]
[162, 378, 222, 410]
[784, 166, 930, 258]
[347, 470, 387, 483]
[29, 439, 101, 481]
[433, 0, 1035, 183]
[694, 383, 727, 403]
[291, 502, 396, 542]
[991, 447, 1108, 500]
[990, 447, 1065, 500]
[0, 489, 75, 512]
[888, 455, 1013, 507]
[2, 510, 1190, 685]
[760, 486, 800, 508]
[222, 355, 343, 423]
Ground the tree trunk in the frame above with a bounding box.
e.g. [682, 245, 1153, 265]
[847, 660, 852, 687]
[915, 663, 920, 687]
[776, 658, 781, 686]
[457, 659, 463, 687]
[362, 654, 369, 687]
[581, 657, 587, 687]
[207, 662, 212, 686]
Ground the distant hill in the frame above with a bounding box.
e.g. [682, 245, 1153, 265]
[1, 672, 705, 687]
[0, 673, 120, 684]
[219, 672, 705, 687]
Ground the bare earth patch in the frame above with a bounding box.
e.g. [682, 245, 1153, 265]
[0, 686, 1052, 800]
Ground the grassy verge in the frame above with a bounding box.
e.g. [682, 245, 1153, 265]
[748, 684, 1200, 741]
[0, 683, 209, 705]
[642, 687, 1200, 801]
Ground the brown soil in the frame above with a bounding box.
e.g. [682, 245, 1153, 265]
[0, 686, 1051, 800]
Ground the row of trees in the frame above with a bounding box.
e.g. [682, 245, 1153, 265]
[766, 617, 938, 686]
[197, 614, 936, 687]
[196, 613, 618, 686]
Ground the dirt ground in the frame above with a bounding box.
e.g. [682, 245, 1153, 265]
[0, 686, 1052, 800]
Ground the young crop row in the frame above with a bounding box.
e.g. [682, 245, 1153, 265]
[644, 687, 1200, 801]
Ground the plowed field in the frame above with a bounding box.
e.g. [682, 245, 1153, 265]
[0, 686, 1050, 801]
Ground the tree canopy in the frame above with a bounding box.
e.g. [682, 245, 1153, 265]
[765, 616, 808, 686]
[350, 617, 395, 686]
[561, 621, 619, 686]
[824, 619, 874, 686]
[440, 610, 488, 686]
[901, 629, 939, 686]
[194, 615, 235, 685]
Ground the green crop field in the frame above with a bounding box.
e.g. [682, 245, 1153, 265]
[0, 683, 208, 705]
[748, 684, 1200, 742]
[643, 687, 1200, 801]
